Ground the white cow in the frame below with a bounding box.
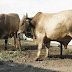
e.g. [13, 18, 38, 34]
[19, 10, 72, 60]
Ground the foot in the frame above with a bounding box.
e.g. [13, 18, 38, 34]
[34, 57, 43, 61]
[45, 55, 48, 58]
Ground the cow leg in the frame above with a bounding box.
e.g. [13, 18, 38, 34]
[13, 34, 16, 47]
[15, 32, 18, 49]
[45, 42, 50, 58]
[35, 38, 43, 61]
[5, 38, 8, 50]
[18, 34, 21, 51]
[58, 43, 63, 56]
[13, 33, 17, 48]
[14, 32, 19, 49]
[12, 36, 15, 47]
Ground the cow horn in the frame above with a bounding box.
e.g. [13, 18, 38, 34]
[26, 13, 28, 18]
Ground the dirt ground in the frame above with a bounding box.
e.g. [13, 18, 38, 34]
[0, 39, 72, 72]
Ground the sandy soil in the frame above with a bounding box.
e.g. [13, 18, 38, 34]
[0, 39, 72, 72]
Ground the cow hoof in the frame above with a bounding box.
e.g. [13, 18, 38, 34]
[34, 57, 43, 61]
[34, 58, 39, 61]
[5, 48, 7, 51]
[45, 55, 48, 58]
[5, 49, 7, 51]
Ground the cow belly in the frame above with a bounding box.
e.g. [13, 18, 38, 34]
[46, 32, 66, 40]
[0, 32, 8, 39]
[46, 25, 68, 40]
[0, 34, 6, 39]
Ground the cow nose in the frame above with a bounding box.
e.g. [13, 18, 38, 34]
[18, 33, 20, 36]
[28, 33, 31, 36]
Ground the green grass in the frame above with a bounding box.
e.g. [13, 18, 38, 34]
[1, 51, 22, 60]
[66, 49, 72, 55]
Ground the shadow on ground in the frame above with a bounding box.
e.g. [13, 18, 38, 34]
[0, 61, 59, 72]
[48, 55, 72, 59]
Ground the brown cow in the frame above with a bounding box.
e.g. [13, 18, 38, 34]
[18, 10, 72, 60]
[0, 13, 20, 50]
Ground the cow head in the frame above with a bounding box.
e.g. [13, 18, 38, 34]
[25, 15, 35, 38]
[18, 13, 35, 38]
[18, 14, 29, 34]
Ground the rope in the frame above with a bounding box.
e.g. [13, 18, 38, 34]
[0, 38, 18, 40]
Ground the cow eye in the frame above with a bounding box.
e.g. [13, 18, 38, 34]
[21, 21, 24, 26]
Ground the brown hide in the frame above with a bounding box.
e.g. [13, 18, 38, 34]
[0, 13, 20, 38]
[0, 13, 20, 50]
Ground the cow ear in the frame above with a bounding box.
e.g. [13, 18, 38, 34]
[27, 18, 32, 20]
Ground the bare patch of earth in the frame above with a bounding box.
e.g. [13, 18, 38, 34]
[0, 39, 72, 72]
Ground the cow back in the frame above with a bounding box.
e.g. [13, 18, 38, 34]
[0, 13, 20, 38]
[8, 13, 20, 35]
